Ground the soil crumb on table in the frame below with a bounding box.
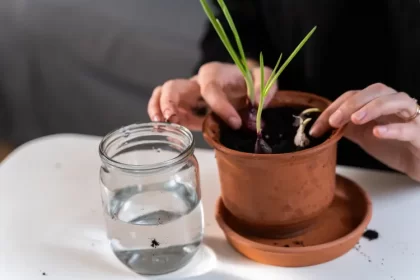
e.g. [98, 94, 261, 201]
[363, 229, 379, 241]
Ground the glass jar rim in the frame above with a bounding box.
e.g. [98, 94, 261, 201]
[99, 122, 195, 172]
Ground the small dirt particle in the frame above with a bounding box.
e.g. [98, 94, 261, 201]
[151, 238, 160, 248]
[363, 229, 379, 241]
[42, 272, 47, 276]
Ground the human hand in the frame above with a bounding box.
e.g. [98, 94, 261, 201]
[310, 83, 420, 182]
[147, 61, 277, 131]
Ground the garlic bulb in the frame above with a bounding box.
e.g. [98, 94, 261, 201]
[294, 117, 312, 147]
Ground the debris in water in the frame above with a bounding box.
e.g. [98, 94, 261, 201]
[151, 238, 160, 248]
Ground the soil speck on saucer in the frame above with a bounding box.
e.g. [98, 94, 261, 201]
[293, 240, 304, 246]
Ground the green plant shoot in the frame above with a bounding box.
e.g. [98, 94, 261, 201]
[256, 27, 317, 134]
[199, 0, 255, 104]
[200, 0, 317, 135]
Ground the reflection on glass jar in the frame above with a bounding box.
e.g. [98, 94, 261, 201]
[99, 122, 204, 275]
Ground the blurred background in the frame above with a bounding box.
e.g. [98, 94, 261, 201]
[0, 0, 211, 160]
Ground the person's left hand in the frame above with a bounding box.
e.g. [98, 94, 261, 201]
[310, 83, 420, 182]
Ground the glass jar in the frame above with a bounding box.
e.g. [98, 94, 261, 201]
[99, 122, 204, 275]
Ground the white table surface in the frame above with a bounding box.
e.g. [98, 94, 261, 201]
[1, 134, 420, 280]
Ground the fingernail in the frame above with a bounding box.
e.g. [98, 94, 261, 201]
[329, 110, 343, 127]
[228, 117, 241, 129]
[153, 115, 161, 122]
[353, 110, 366, 122]
[163, 112, 179, 123]
[309, 125, 319, 137]
[163, 110, 176, 121]
[375, 126, 388, 135]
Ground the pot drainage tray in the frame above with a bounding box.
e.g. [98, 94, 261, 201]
[215, 175, 373, 267]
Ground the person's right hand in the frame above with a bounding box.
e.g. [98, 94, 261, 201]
[147, 61, 277, 131]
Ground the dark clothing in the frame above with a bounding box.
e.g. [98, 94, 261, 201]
[196, 0, 420, 172]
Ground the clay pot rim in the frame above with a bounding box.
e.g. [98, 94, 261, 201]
[202, 90, 346, 159]
[214, 175, 373, 253]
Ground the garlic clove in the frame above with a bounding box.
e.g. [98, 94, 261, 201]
[294, 118, 312, 147]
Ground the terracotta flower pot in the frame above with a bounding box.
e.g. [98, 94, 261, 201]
[203, 90, 345, 238]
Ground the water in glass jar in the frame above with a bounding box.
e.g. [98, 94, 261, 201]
[101, 180, 204, 275]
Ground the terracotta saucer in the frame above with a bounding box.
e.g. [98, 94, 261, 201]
[215, 175, 373, 267]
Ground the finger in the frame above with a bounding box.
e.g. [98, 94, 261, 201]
[200, 81, 242, 129]
[160, 79, 199, 124]
[329, 83, 397, 128]
[310, 90, 357, 137]
[148, 86, 163, 122]
[351, 92, 418, 125]
[252, 67, 278, 108]
[198, 62, 244, 87]
[178, 108, 204, 131]
[190, 75, 198, 82]
[373, 122, 419, 144]
[198, 62, 248, 109]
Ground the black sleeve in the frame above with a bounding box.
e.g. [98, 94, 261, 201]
[386, 0, 420, 97]
[0, 85, 12, 140]
[194, 0, 265, 73]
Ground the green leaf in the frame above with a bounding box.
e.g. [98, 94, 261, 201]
[215, 19, 247, 74]
[260, 52, 264, 98]
[264, 53, 282, 96]
[265, 26, 317, 92]
[257, 52, 265, 133]
[217, 0, 247, 63]
[200, 0, 246, 75]
[200, 0, 254, 101]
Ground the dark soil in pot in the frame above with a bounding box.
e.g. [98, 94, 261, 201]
[220, 106, 332, 154]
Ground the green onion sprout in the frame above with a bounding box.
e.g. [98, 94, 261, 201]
[200, 0, 317, 153]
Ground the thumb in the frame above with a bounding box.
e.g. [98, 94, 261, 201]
[252, 66, 278, 108]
